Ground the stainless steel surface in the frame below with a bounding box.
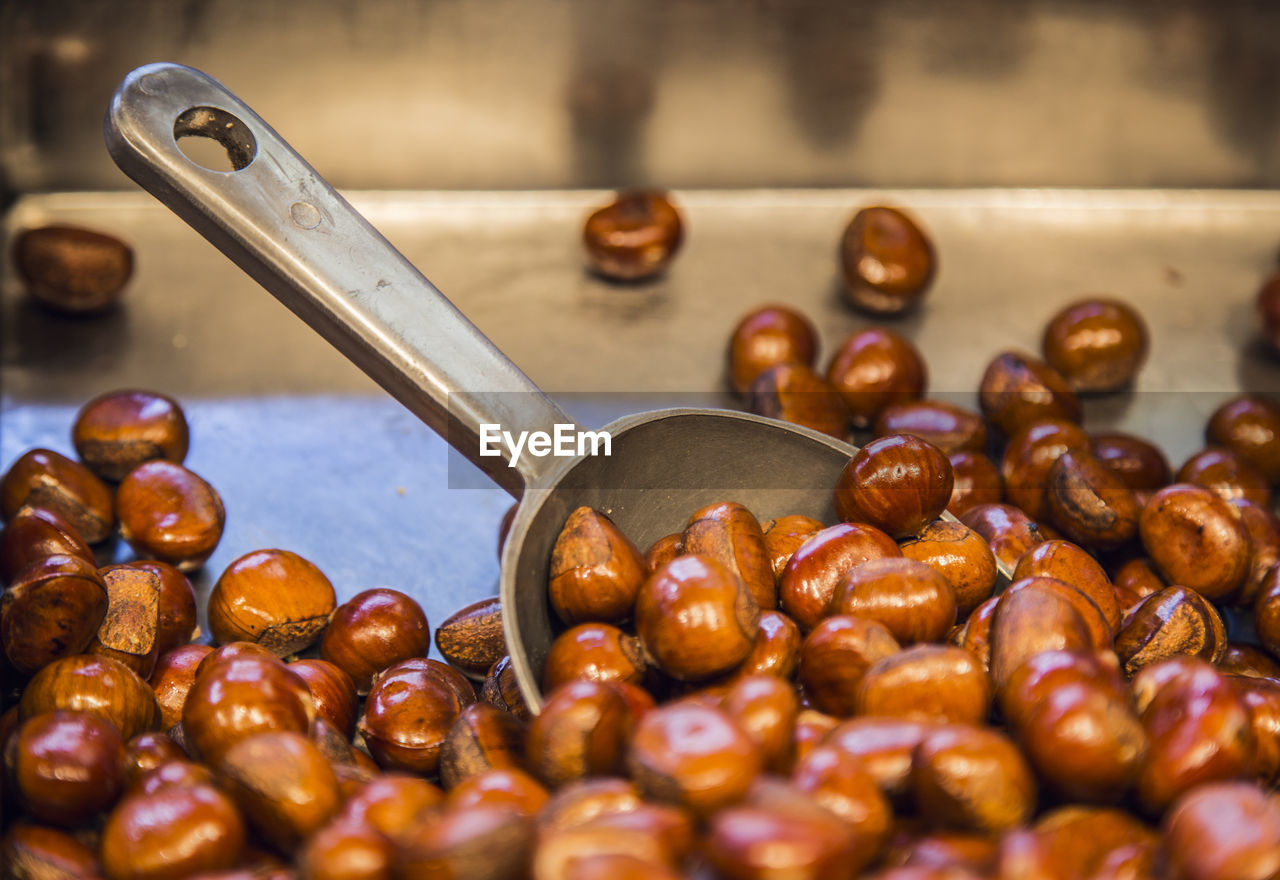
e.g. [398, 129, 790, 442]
[5, 186, 1279, 685]
[4, 1, 1280, 194]
[106, 63, 571, 497]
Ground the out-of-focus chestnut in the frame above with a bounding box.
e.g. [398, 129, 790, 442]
[1163, 781, 1280, 880]
[209, 549, 336, 658]
[779, 522, 901, 630]
[1045, 449, 1140, 551]
[978, 351, 1081, 437]
[0, 505, 95, 582]
[0, 823, 103, 879]
[946, 451, 1003, 518]
[116, 461, 224, 570]
[318, 586, 426, 691]
[799, 615, 901, 717]
[829, 558, 957, 645]
[748, 362, 850, 440]
[874, 400, 987, 456]
[1256, 270, 1280, 356]
[627, 700, 762, 816]
[856, 645, 991, 725]
[1041, 298, 1148, 392]
[582, 190, 683, 282]
[288, 659, 359, 739]
[1091, 432, 1172, 492]
[526, 680, 630, 787]
[438, 701, 526, 789]
[7, 710, 126, 826]
[549, 507, 647, 626]
[1000, 418, 1092, 522]
[760, 515, 824, 583]
[100, 783, 245, 880]
[912, 724, 1036, 833]
[728, 304, 819, 396]
[838, 205, 936, 315]
[0, 448, 115, 543]
[833, 435, 953, 540]
[1207, 395, 1280, 485]
[71, 390, 190, 483]
[826, 327, 927, 428]
[182, 654, 312, 766]
[13, 224, 133, 314]
[958, 504, 1047, 573]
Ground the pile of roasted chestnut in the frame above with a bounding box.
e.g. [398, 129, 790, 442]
[5, 204, 1280, 880]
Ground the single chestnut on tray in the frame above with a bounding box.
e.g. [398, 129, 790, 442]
[582, 189, 683, 281]
[13, 224, 134, 314]
[838, 205, 936, 315]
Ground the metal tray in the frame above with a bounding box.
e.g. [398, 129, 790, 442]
[4, 188, 1280, 647]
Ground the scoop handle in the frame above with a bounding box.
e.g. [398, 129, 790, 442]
[105, 62, 572, 497]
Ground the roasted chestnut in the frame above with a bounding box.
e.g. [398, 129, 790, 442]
[728, 304, 819, 396]
[1041, 297, 1148, 392]
[210, 549, 336, 658]
[582, 190, 683, 281]
[833, 434, 953, 540]
[116, 460, 224, 570]
[838, 205, 936, 314]
[826, 328, 927, 429]
[319, 586, 427, 691]
[13, 224, 134, 314]
[72, 389, 190, 482]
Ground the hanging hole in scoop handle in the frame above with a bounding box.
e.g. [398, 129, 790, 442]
[104, 63, 574, 497]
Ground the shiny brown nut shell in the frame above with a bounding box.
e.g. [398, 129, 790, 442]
[1139, 483, 1250, 602]
[543, 622, 647, 691]
[297, 819, 394, 880]
[1000, 418, 1092, 522]
[446, 767, 549, 816]
[288, 659, 359, 739]
[789, 747, 892, 866]
[482, 656, 533, 722]
[1136, 659, 1255, 813]
[13, 224, 133, 314]
[72, 390, 190, 483]
[1, 552, 108, 675]
[438, 701, 526, 789]
[1163, 782, 1280, 880]
[946, 451, 1003, 518]
[1002, 573, 1112, 651]
[826, 327, 927, 429]
[0, 505, 95, 582]
[1219, 642, 1280, 680]
[825, 717, 936, 804]
[148, 643, 213, 731]
[912, 724, 1036, 833]
[856, 645, 992, 725]
[182, 654, 311, 766]
[217, 730, 340, 853]
[1207, 394, 1280, 484]
[779, 522, 901, 630]
[91, 564, 162, 680]
[834, 434, 953, 540]
[1115, 586, 1227, 676]
[1045, 449, 1140, 550]
[1228, 674, 1280, 786]
[116, 461, 224, 570]
[1230, 499, 1280, 608]
[799, 615, 901, 717]
[839, 205, 936, 315]
[727, 304, 819, 395]
[733, 609, 803, 680]
[0, 448, 115, 543]
[316, 586, 425, 690]
[549, 506, 647, 626]
[20, 653, 159, 741]
[1013, 539, 1121, 631]
[129, 560, 198, 656]
[706, 794, 866, 880]
[979, 350, 1082, 437]
[1255, 567, 1280, 660]
[1113, 556, 1166, 613]
[958, 503, 1047, 573]
[643, 533, 683, 573]
[953, 596, 999, 671]
[748, 363, 850, 440]
[0, 823, 103, 880]
[627, 701, 762, 816]
[209, 549, 336, 657]
[635, 554, 760, 681]
[8, 710, 126, 826]
[874, 400, 987, 456]
[396, 803, 535, 880]
[723, 674, 799, 773]
[1090, 432, 1172, 492]
[1041, 298, 1148, 392]
[124, 731, 185, 785]
[525, 680, 629, 787]
[1178, 446, 1273, 508]
[100, 783, 246, 880]
[339, 774, 445, 845]
[759, 515, 824, 581]
[435, 596, 504, 681]
[358, 658, 463, 777]
[828, 557, 957, 645]
[899, 520, 999, 619]
[583, 190, 683, 282]
[682, 501, 777, 610]
[988, 577, 1095, 689]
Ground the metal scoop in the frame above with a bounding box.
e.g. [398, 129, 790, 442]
[106, 63, 939, 711]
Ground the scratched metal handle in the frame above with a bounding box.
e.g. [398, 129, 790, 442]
[105, 62, 572, 497]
